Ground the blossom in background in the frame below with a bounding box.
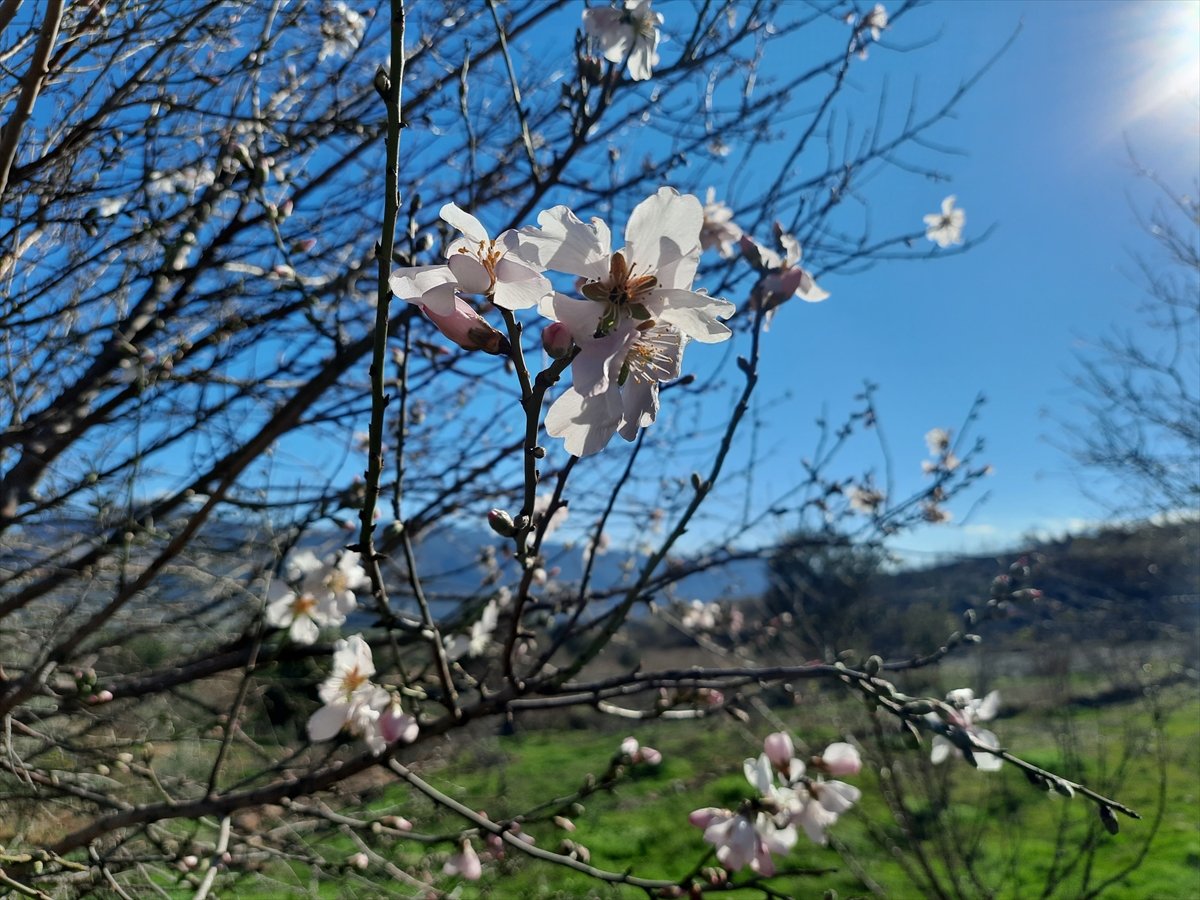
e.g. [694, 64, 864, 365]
[265, 550, 365, 644]
[925, 427, 951, 455]
[740, 227, 829, 329]
[533, 492, 569, 541]
[620, 736, 662, 765]
[700, 188, 742, 258]
[680, 599, 720, 631]
[307, 635, 389, 751]
[583, 0, 663, 82]
[924, 195, 966, 248]
[928, 688, 1002, 770]
[389, 203, 553, 315]
[850, 4, 889, 58]
[848, 484, 885, 516]
[865, 4, 889, 40]
[443, 839, 482, 880]
[319, 1, 367, 62]
[445, 598, 500, 661]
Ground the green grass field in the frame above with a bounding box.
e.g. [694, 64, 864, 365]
[179, 674, 1198, 900]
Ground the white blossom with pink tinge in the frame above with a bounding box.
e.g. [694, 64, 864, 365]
[390, 203, 552, 314]
[700, 187, 743, 258]
[688, 808, 796, 877]
[927, 688, 1002, 771]
[521, 188, 735, 345]
[443, 839, 482, 880]
[741, 229, 829, 317]
[583, 0, 663, 82]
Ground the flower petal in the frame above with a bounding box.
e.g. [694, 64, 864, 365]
[545, 388, 623, 457]
[440, 203, 488, 243]
[653, 288, 734, 343]
[519, 206, 611, 281]
[625, 188, 702, 281]
[492, 257, 553, 310]
[447, 254, 493, 294]
[307, 702, 350, 741]
[390, 265, 455, 302]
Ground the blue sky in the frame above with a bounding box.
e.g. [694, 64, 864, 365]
[731, 0, 1200, 560]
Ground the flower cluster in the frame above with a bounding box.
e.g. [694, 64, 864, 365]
[266, 549, 368, 644]
[390, 188, 737, 456]
[689, 732, 862, 875]
[306, 635, 418, 754]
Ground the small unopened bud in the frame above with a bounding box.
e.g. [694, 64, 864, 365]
[763, 732, 794, 773]
[864, 655, 882, 675]
[553, 815, 576, 832]
[488, 509, 517, 537]
[542, 321, 573, 358]
[1099, 805, 1120, 834]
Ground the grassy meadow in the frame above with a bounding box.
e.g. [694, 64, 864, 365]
[151, 653, 1198, 900]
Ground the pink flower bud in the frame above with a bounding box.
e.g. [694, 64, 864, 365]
[443, 839, 481, 880]
[377, 698, 419, 745]
[487, 508, 517, 537]
[180, 855, 199, 871]
[542, 321, 573, 358]
[348, 852, 369, 869]
[763, 731, 794, 773]
[819, 742, 862, 777]
[88, 689, 114, 704]
[421, 296, 509, 355]
[638, 745, 662, 765]
[619, 736, 639, 758]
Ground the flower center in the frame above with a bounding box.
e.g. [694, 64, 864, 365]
[290, 594, 318, 617]
[580, 252, 658, 333]
[618, 323, 676, 385]
[339, 666, 369, 699]
[457, 239, 504, 288]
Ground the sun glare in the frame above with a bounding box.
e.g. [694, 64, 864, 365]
[1118, 0, 1200, 133]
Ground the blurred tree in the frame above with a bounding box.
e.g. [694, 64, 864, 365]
[1062, 166, 1200, 515]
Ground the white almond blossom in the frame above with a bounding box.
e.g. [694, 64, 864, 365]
[743, 734, 862, 846]
[688, 807, 795, 876]
[265, 550, 365, 644]
[390, 203, 553, 315]
[319, 1, 367, 62]
[924, 195, 966, 248]
[928, 688, 1002, 770]
[582, 0, 663, 82]
[521, 188, 734, 343]
[307, 635, 389, 751]
[852, 4, 889, 58]
[699, 187, 742, 258]
[521, 188, 732, 455]
[543, 316, 685, 456]
[445, 598, 500, 661]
